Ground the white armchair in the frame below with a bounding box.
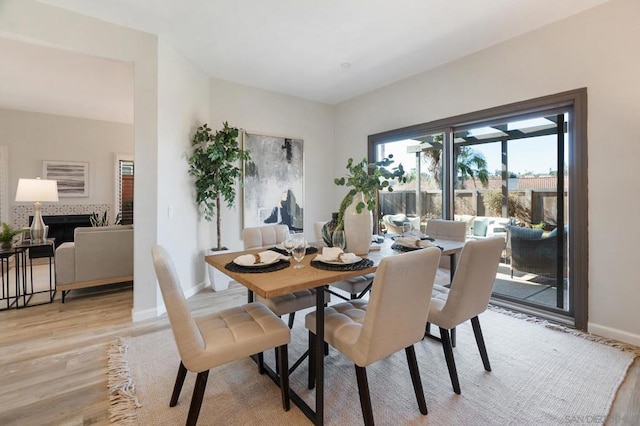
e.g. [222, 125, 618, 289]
[382, 214, 421, 234]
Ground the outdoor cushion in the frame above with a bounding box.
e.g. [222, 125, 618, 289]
[473, 218, 490, 237]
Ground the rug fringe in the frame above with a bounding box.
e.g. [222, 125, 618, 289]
[488, 305, 640, 357]
[107, 337, 141, 425]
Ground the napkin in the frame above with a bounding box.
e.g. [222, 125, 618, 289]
[395, 237, 435, 249]
[315, 247, 358, 263]
[234, 250, 288, 266]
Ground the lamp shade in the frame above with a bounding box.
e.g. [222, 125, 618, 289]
[15, 178, 59, 202]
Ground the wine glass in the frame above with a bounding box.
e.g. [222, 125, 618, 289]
[331, 230, 347, 251]
[283, 237, 295, 256]
[291, 236, 307, 269]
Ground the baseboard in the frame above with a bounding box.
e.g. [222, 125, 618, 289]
[588, 322, 640, 347]
[132, 307, 158, 322]
[131, 280, 208, 322]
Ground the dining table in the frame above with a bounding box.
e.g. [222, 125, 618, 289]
[205, 236, 465, 425]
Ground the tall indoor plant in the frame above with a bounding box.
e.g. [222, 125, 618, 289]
[334, 156, 405, 253]
[188, 122, 250, 290]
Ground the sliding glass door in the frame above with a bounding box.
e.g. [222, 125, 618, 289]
[369, 90, 586, 328]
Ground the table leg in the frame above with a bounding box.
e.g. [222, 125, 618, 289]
[449, 253, 457, 284]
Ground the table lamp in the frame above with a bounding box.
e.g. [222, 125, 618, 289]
[15, 177, 59, 243]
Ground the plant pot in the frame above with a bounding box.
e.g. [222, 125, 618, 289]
[1, 241, 12, 249]
[344, 192, 373, 255]
[207, 247, 233, 291]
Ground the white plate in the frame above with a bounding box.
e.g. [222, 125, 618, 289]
[233, 256, 281, 267]
[315, 254, 362, 265]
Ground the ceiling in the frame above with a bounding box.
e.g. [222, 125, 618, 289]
[3, 1, 611, 122]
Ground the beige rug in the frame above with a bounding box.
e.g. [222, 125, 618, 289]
[115, 309, 635, 425]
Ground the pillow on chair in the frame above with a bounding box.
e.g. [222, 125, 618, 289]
[473, 218, 490, 237]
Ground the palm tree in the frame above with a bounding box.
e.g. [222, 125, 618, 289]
[421, 137, 489, 189]
[455, 146, 489, 189]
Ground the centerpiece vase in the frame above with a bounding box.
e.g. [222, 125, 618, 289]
[343, 192, 373, 255]
[321, 212, 339, 246]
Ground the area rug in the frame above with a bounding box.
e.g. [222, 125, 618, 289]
[111, 309, 636, 425]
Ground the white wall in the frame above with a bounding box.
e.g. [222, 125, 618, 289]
[334, 0, 640, 345]
[157, 40, 210, 307]
[0, 0, 160, 320]
[209, 78, 336, 249]
[0, 108, 133, 221]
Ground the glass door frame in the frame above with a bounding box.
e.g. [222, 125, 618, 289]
[368, 88, 588, 330]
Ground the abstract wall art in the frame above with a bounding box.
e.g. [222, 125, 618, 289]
[42, 160, 89, 197]
[243, 133, 304, 232]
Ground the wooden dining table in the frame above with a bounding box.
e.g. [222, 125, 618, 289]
[205, 237, 464, 425]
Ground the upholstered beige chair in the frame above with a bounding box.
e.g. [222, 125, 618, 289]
[427, 236, 504, 394]
[314, 220, 375, 301]
[425, 218, 467, 284]
[151, 245, 291, 425]
[306, 247, 441, 425]
[243, 225, 329, 328]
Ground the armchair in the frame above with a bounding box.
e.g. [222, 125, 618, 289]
[509, 226, 567, 280]
[382, 214, 421, 234]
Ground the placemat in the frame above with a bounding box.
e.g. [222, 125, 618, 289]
[310, 258, 373, 271]
[224, 259, 290, 273]
[391, 243, 444, 252]
[269, 246, 318, 256]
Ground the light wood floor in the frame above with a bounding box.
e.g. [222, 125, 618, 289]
[0, 280, 638, 425]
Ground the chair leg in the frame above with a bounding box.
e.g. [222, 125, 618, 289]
[471, 316, 491, 371]
[257, 352, 265, 375]
[405, 345, 428, 415]
[186, 370, 209, 426]
[288, 312, 296, 329]
[308, 331, 316, 389]
[277, 344, 290, 411]
[439, 327, 461, 394]
[451, 327, 457, 348]
[170, 361, 188, 407]
[355, 365, 374, 426]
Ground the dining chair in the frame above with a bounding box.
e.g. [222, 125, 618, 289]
[151, 245, 291, 426]
[242, 225, 329, 328]
[315, 219, 375, 301]
[425, 236, 505, 394]
[305, 247, 441, 425]
[425, 218, 467, 285]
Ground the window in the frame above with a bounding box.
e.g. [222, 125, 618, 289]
[115, 154, 134, 225]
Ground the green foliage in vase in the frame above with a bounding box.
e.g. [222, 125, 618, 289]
[188, 122, 251, 250]
[334, 156, 406, 231]
[0, 222, 26, 244]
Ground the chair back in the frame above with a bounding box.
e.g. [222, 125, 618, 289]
[426, 219, 466, 242]
[313, 221, 327, 245]
[151, 245, 205, 369]
[438, 237, 504, 328]
[355, 247, 441, 365]
[242, 225, 291, 250]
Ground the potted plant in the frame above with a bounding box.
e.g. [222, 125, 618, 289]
[333, 156, 405, 254]
[188, 122, 250, 290]
[0, 222, 26, 249]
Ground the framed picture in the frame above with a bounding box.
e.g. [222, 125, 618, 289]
[42, 160, 89, 197]
[243, 133, 304, 232]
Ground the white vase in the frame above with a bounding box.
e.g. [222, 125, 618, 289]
[343, 192, 373, 255]
[206, 248, 233, 291]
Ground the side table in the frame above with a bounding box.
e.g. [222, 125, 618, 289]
[1, 239, 56, 309]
